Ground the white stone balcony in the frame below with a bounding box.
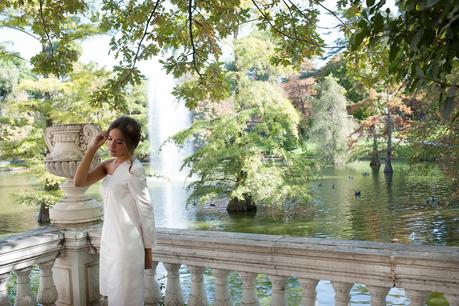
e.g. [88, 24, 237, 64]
[1, 225, 458, 306]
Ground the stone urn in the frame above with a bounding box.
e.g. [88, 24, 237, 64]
[44, 124, 103, 227]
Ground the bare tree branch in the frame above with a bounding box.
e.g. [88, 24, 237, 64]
[0, 25, 41, 41]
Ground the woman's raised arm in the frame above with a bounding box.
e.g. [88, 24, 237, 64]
[74, 133, 109, 187]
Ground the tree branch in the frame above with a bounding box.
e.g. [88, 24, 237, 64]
[309, 0, 347, 28]
[0, 25, 41, 41]
[188, 0, 203, 79]
[251, 0, 341, 49]
[38, 0, 54, 59]
[116, 0, 161, 88]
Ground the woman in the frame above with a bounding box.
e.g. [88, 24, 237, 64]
[74, 116, 155, 306]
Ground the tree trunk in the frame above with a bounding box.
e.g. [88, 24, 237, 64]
[384, 111, 394, 173]
[369, 124, 380, 170]
[226, 194, 257, 213]
[37, 203, 50, 225]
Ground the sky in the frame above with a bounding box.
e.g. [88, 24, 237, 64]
[0, 0, 344, 72]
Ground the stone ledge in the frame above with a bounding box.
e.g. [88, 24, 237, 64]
[151, 228, 459, 294]
[0, 226, 63, 274]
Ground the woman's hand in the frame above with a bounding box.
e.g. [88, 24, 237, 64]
[89, 132, 107, 152]
[145, 248, 152, 269]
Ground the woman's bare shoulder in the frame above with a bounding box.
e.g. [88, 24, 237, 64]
[100, 159, 115, 172]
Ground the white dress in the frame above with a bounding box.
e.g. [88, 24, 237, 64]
[100, 159, 155, 306]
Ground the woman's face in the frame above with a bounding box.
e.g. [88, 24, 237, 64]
[106, 128, 129, 158]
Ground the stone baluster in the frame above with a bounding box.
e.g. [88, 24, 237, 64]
[444, 294, 459, 306]
[145, 262, 162, 306]
[299, 278, 318, 306]
[332, 281, 353, 306]
[187, 266, 208, 306]
[366, 286, 388, 306]
[163, 263, 184, 306]
[405, 289, 430, 306]
[13, 267, 35, 306]
[239, 271, 259, 306]
[0, 273, 11, 306]
[37, 260, 58, 306]
[269, 275, 287, 306]
[213, 269, 231, 306]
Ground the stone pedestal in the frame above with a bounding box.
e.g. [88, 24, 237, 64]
[53, 227, 100, 306]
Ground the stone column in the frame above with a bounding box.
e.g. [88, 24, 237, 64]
[163, 263, 184, 306]
[269, 275, 287, 306]
[213, 269, 231, 306]
[187, 265, 208, 306]
[405, 289, 429, 306]
[37, 260, 58, 306]
[239, 271, 259, 306]
[53, 228, 100, 306]
[332, 281, 353, 306]
[145, 262, 162, 306]
[299, 278, 318, 306]
[366, 286, 388, 306]
[0, 273, 11, 306]
[14, 267, 35, 306]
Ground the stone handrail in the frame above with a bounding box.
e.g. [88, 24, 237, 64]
[91, 227, 459, 306]
[2, 226, 459, 306]
[150, 228, 459, 290]
[0, 226, 63, 305]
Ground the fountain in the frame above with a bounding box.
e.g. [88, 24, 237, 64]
[147, 58, 192, 182]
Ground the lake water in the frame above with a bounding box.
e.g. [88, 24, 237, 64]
[1, 161, 457, 305]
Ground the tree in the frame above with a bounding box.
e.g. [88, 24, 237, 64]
[310, 74, 356, 166]
[173, 31, 315, 212]
[342, 0, 459, 121]
[0, 1, 99, 77]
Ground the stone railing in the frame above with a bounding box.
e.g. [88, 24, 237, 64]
[0, 227, 63, 306]
[90, 227, 459, 306]
[2, 226, 459, 306]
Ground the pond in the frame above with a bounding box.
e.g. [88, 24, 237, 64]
[1, 161, 457, 305]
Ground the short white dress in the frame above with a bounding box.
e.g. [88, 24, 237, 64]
[99, 159, 155, 306]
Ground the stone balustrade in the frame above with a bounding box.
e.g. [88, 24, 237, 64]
[91, 227, 459, 306]
[0, 227, 62, 306]
[2, 226, 459, 306]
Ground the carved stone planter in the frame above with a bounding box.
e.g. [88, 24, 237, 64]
[44, 124, 103, 227]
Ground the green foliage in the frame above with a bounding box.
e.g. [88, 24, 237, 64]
[318, 55, 368, 104]
[172, 30, 317, 208]
[342, 0, 459, 120]
[174, 81, 315, 207]
[310, 74, 356, 166]
[0, 1, 100, 77]
[1, 0, 326, 109]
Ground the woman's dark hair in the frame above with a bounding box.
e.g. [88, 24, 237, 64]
[107, 116, 142, 165]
